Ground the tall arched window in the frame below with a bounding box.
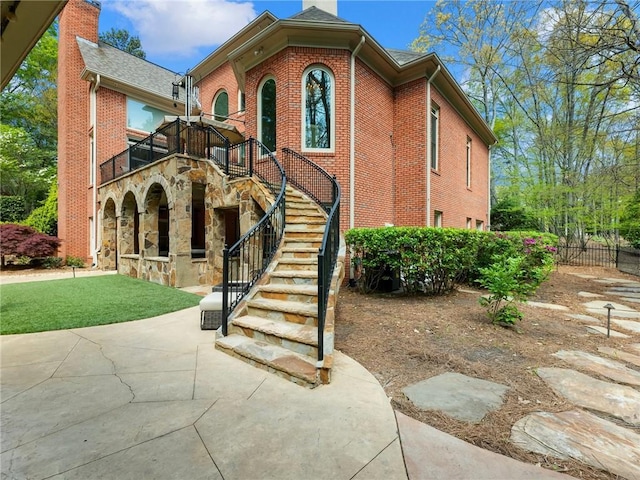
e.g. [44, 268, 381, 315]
[259, 77, 276, 152]
[213, 90, 228, 121]
[303, 66, 334, 151]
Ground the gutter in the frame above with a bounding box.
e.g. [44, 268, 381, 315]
[91, 74, 101, 267]
[349, 35, 365, 231]
[425, 65, 440, 226]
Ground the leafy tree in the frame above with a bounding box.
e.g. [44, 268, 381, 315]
[99, 28, 146, 59]
[24, 183, 58, 236]
[0, 196, 25, 223]
[0, 224, 60, 266]
[490, 197, 538, 231]
[620, 189, 640, 248]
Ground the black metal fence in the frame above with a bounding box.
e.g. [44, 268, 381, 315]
[99, 119, 232, 185]
[281, 148, 341, 362]
[555, 244, 640, 277]
[221, 140, 286, 335]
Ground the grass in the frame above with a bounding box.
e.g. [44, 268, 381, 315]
[0, 275, 202, 335]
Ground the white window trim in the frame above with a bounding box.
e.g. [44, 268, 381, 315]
[301, 65, 335, 153]
[466, 136, 472, 188]
[257, 76, 276, 152]
[434, 210, 443, 227]
[431, 105, 439, 170]
[212, 89, 229, 122]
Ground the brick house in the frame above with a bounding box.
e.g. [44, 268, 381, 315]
[58, 0, 496, 271]
[57, 0, 496, 385]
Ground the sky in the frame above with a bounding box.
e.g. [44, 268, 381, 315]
[97, 0, 438, 75]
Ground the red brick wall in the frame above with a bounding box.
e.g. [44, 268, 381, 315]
[394, 78, 428, 226]
[96, 89, 128, 162]
[353, 60, 394, 228]
[430, 88, 489, 228]
[197, 62, 245, 132]
[58, 0, 100, 261]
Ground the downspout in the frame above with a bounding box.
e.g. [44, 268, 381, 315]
[349, 35, 365, 281]
[91, 74, 101, 267]
[349, 35, 365, 231]
[426, 65, 440, 226]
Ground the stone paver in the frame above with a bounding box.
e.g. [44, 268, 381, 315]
[605, 290, 640, 299]
[564, 313, 601, 323]
[630, 343, 640, 354]
[598, 346, 640, 368]
[611, 318, 640, 334]
[552, 350, 640, 386]
[525, 301, 569, 311]
[536, 367, 640, 425]
[511, 409, 640, 480]
[402, 372, 509, 423]
[577, 291, 603, 298]
[586, 325, 630, 338]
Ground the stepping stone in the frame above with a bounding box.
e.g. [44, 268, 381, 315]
[567, 273, 596, 279]
[402, 372, 509, 424]
[536, 367, 640, 425]
[620, 297, 640, 304]
[565, 313, 601, 324]
[525, 301, 569, 311]
[605, 290, 640, 298]
[611, 319, 640, 334]
[582, 300, 638, 312]
[552, 350, 640, 386]
[511, 409, 640, 480]
[593, 279, 624, 284]
[599, 277, 640, 284]
[598, 347, 640, 368]
[629, 344, 640, 355]
[586, 325, 630, 338]
[577, 291, 603, 298]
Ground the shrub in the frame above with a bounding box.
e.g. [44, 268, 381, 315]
[0, 223, 60, 266]
[345, 227, 483, 294]
[65, 255, 85, 267]
[41, 256, 63, 269]
[24, 182, 58, 236]
[0, 196, 25, 223]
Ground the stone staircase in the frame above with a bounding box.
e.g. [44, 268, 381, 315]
[215, 186, 343, 388]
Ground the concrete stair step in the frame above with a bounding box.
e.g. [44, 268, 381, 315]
[285, 224, 325, 233]
[216, 334, 319, 387]
[281, 246, 319, 258]
[275, 258, 318, 271]
[256, 284, 319, 303]
[269, 270, 318, 285]
[232, 314, 318, 348]
[247, 297, 318, 325]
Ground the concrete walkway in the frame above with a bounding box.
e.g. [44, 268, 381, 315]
[1, 271, 574, 479]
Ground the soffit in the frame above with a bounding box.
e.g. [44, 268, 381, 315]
[1, 0, 67, 90]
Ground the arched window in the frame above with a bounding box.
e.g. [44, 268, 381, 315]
[213, 90, 228, 121]
[259, 77, 276, 152]
[303, 66, 334, 151]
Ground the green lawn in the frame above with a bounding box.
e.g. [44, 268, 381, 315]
[0, 275, 202, 335]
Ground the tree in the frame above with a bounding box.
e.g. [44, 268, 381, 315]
[0, 224, 60, 266]
[619, 189, 640, 248]
[490, 197, 538, 231]
[99, 28, 146, 59]
[24, 182, 58, 236]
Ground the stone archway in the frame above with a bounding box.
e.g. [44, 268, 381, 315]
[121, 191, 139, 255]
[143, 183, 170, 257]
[102, 198, 117, 270]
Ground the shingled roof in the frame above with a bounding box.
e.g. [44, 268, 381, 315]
[77, 36, 181, 101]
[288, 6, 349, 23]
[386, 48, 428, 66]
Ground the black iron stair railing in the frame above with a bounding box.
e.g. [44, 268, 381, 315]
[280, 148, 341, 362]
[221, 140, 286, 335]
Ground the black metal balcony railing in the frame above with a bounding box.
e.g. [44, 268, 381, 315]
[99, 119, 236, 185]
[221, 141, 286, 335]
[281, 148, 341, 362]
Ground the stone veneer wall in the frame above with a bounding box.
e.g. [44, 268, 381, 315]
[98, 154, 275, 288]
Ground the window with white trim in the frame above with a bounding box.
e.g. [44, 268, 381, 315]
[430, 105, 439, 170]
[303, 66, 334, 151]
[466, 136, 472, 188]
[434, 210, 443, 227]
[258, 77, 276, 152]
[476, 220, 484, 231]
[213, 90, 229, 122]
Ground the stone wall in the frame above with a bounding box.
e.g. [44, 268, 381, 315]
[98, 154, 274, 288]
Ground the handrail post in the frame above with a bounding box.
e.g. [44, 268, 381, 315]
[149, 133, 154, 163]
[174, 119, 180, 156]
[222, 245, 229, 336]
[224, 137, 230, 175]
[317, 252, 325, 362]
[249, 138, 254, 177]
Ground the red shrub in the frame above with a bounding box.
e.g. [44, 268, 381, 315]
[0, 223, 60, 262]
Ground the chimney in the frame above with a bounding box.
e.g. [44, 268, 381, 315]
[303, 0, 337, 15]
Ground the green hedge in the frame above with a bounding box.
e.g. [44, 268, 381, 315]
[345, 227, 557, 295]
